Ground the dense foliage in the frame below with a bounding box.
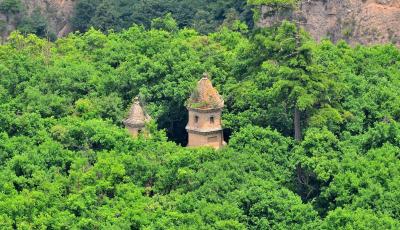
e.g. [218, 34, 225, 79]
[0, 0, 252, 41]
[72, 0, 253, 34]
[0, 15, 400, 228]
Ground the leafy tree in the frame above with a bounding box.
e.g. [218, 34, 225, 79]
[151, 13, 178, 33]
[0, 0, 22, 41]
[294, 128, 341, 203]
[0, 19, 399, 229]
[71, 0, 101, 32]
[321, 208, 400, 230]
[89, 1, 120, 32]
[0, 0, 22, 23]
[71, 0, 253, 34]
[17, 8, 49, 38]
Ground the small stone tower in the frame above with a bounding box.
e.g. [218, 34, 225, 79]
[123, 97, 151, 137]
[186, 73, 225, 149]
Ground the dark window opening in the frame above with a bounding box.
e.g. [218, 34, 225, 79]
[195, 116, 199, 123]
[210, 116, 215, 124]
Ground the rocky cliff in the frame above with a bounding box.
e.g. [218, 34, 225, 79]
[26, 0, 75, 37]
[257, 0, 400, 46]
[0, 0, 75, 38]
[1, 0, 400, 46]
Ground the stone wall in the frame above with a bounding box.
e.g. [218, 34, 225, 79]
[186, 108, 224, 149]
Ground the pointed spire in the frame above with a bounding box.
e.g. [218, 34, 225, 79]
[123, 96, 150, 128]
[187, 72, 224, 109]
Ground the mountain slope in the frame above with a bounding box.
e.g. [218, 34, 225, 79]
[257, 0, 400, 46]
[1, 0, 399, 46]
[0, 0, 74, 40]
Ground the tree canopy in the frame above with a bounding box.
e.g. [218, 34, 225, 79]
[0, 16, 399, 228]
[71, 0, 253, 34]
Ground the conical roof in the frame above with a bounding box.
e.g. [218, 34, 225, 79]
[123, 97, 150, 127]
[187, 73, 224, 109]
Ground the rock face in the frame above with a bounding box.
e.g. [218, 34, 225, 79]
[258, 0, 400, 46]
[1, 0, 399, 46]
[30, 0, 75, 37]
[0, 0, 75, 38]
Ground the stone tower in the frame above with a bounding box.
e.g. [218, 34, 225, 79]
[186, 73, 225, 149]
[123, 97, 151, 137]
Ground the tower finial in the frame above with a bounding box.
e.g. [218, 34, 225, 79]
[124, 95, 151, 137]
[202, 72, 209, 80]
[133, 96, 140, 104]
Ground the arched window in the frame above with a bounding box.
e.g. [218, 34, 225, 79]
[210, 116, 214, 124]
[195, 115, 199, 123]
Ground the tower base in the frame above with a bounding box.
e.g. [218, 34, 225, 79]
[186, 129, 224, 149]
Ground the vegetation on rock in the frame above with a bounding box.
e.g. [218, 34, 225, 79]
[72, 0, 253, 34]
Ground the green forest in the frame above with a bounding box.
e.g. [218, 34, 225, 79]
[0, 0, 253, 40]
[71, 0, 253, 34]
[1, 0, 400, 229]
